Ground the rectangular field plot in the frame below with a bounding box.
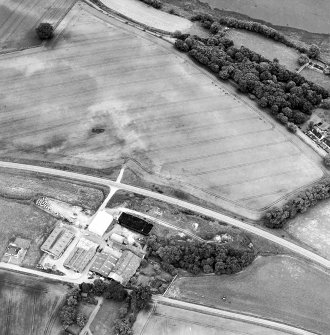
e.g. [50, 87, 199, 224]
[0, 270, 67, 335]
[0, 2, 323, 213]
[135, 303, 293, 335]
[0, 0, 76, 51]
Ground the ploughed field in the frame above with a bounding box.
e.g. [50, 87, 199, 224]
[0, 0, 76, 51]
[0, 270, 67, 335]
[0, 2, 323, 212]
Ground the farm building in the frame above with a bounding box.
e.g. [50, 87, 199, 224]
[110, 233, 126, 244]
[2, 237, 31, 264]
[41, 227, 75, 259]
[118, 213, 153, 236]
[64, 238, 98, 273]
[90, 250, 120, 277]
[108, 250, 142, 286]
[88, 211, 113, 236]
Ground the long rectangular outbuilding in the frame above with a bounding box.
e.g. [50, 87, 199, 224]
[118, 213, 153, 236]
[41, 227, 75, 259]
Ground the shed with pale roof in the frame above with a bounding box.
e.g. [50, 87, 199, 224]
[88, 211, 113, 236]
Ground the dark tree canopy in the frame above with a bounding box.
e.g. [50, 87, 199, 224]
[35, 23, 54, 40]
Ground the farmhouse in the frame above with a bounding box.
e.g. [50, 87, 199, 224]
[118, 213, 153, 236]
[108, 250, 142, 285]
[64, 238, 98, 273]
[41, 227, 75, 259]
[88, 211, 113, 236]
[90, 250, 120, 277]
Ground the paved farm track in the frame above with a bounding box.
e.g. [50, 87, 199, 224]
[0, 0, 76, 51]
[0, 2, 323, 213]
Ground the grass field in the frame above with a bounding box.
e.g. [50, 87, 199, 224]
[227, 29, 299, 71]
[0, 0, 76, 52]
[167, 255, 330, 335]
[0, 2, 323, 215]
[286, 201, 330, 260]
[134, 302, 294, 335]
[90, 299, 123, 335]
[203, 0, 330, 34]
[0, 269, 68, 335]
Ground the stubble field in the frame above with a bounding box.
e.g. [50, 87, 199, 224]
[0, 270, 67, 335]
[0, 2, 323, 214]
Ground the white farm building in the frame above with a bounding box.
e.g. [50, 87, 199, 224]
[88, 211, 113, 236]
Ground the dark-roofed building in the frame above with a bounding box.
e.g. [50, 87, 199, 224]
[90, 251, 119, 277]
[118, 213, 153, 236]
[41, 227, 75, 259]
[108, 250, 142, 286]
[64, 238, 98, 273]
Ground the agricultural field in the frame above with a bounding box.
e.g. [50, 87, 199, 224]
[0, 2, 323, 217]
[227, 29, 299, 71]
[0, 0, 76, 52]
[133, 302, 295, 335]
[301, 67, 330, 92]
[286, 201, 330, 260]
[167, 255, 330, 335]
[90, 299, 124, 335]
[203, 0, 330, 34]
[99, 0, 192, 32]
[0, 269, 68, 335]
[0, 169, 104, 265]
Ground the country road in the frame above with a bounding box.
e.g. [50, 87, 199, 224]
[153, 296, 318, 335]
[1, 161, 330, 269]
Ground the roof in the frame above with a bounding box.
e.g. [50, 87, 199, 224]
[64, 238, 98, 273]
[5, 246, 20, 256]
[12, 237, 30, 249]
[110, 250, 141, 285]
[110, 233, 125, 244]
[88, 211, 113, 236]
[118, 213, 153, 236]
[41, 227, 75, 258]
[90, 251, 119, 277]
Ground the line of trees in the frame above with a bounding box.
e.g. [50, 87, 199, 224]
[191, 13, 321, 59]
[138, 0, 162, 9]
[174, 33, 329, 125]
[263, 178, 330, 228]
[146, 234, 255, 275]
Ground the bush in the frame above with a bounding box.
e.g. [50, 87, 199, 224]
[286, 122, 297, 133]
[320, 99, 330, 110]
[324, 154, 330, 168]
[35, 23, 54, 40]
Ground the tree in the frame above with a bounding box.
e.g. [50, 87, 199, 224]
[35, 23, 54, 40]
[76, 312, 87, 327]
[324, 154, 330, 168]
[298, 54, 309, 66]
[113, 319, 133, 335]
[174, 39, 189, 52]
[308, 44, 320, 59]
[59, 305, 77, 326]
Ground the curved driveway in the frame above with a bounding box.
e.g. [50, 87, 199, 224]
[1, 161, 330, 269]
